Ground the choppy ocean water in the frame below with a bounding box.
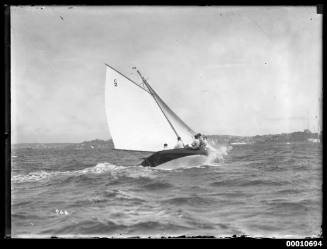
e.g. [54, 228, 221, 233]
[11, 142, 322, 238]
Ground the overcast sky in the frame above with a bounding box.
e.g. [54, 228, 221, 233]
[11, 6, 322, 143]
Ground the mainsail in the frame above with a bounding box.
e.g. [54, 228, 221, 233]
[105, 64, 195, 152]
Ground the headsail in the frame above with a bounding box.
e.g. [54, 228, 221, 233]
[105, 64, 195, 152]
[143, 79, 195, 146]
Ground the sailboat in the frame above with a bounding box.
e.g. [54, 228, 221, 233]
[104, 64, 208, 167]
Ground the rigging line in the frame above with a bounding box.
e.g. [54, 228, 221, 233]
[135, 69, 180, 139]
[104, 63, 151, 94]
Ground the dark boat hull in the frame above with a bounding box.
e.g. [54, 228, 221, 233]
[141, 148, 209, 167]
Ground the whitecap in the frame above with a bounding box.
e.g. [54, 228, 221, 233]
[11, 162, 157, 184]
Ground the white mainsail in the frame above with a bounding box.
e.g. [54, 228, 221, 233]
[105, 65, 195, 152]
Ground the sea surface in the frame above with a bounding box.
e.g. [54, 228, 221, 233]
[11, 141, 322, 238]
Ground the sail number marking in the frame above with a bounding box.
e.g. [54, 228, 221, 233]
[114, 79, 118, 87]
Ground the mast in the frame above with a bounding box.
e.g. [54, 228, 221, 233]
[134, 67, 180, 139]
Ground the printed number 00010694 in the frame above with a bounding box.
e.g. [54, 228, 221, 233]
[286, 241, 322, 247]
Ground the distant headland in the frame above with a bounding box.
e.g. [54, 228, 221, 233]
[12, 129, 321, 149]
[207, 129, 321, 144]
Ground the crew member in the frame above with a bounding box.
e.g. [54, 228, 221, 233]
[199, 135, 208, 149]
[174, 137, 184, 149]
[191, 133, 201, 149]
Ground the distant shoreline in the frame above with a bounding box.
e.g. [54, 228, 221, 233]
[11, 130, 320, 145]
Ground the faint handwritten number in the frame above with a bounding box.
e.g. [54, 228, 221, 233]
[114, 79, 118, 87]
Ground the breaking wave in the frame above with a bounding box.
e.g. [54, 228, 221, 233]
[204, 144, 232, 164]
[11, 163, 155, 184]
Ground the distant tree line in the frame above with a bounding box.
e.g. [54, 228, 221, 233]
[207, 130, 321, 144]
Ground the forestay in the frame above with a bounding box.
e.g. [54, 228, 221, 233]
[105, 65, 195, 152]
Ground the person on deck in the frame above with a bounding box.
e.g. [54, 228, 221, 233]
[199, 135, 208, 149]
[163, 143, 168, 150]
[190, 133, 201, 149]
[174, 137, 184, 149]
